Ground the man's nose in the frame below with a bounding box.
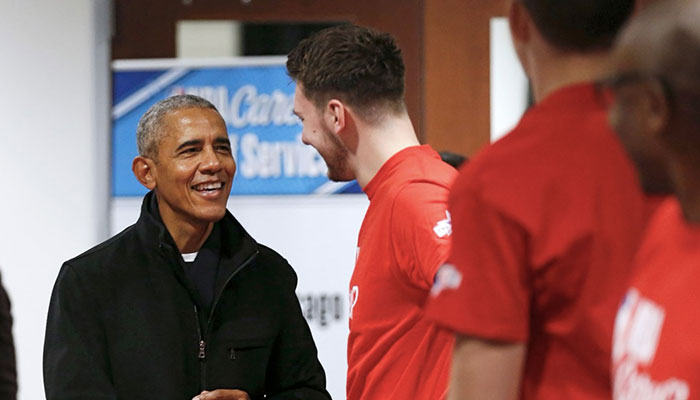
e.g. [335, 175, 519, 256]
[199, 147, 223, 172]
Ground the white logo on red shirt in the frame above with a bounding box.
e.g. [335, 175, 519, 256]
[349, 286, 359, 319]
[430, 263, 463, 297]
[613, 288, 690, 400]
[433, 211, 452, 238]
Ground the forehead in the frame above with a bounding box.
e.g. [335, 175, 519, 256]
[161, 107, 227, 140]
[293, 84, 315, 109]
[611, 40, 643, 73]
[613, 20, 668, 73]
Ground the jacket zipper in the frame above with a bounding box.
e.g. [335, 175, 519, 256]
[194, 250, 259, 392]
[194, 305, 206, 391]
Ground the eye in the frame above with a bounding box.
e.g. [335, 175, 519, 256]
[216, 144, 232, 153]
[178, 147, 199, 156]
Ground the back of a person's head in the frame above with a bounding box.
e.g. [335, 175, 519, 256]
[438, 151, 468, 169]
[522, 0, 635, 52]
[620, 0, 700, 131]
[286, 24, 406, 118]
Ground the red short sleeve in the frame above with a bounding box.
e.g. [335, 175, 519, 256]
[390, 181, 452, 291]
[426, 181, 531, 342]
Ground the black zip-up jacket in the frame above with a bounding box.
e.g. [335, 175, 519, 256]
[43, 192, 330, 400]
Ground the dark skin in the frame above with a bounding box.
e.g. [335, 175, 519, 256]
[610, 0, 700, 222]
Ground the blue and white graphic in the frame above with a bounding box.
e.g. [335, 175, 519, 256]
[112, 58, 361, 196]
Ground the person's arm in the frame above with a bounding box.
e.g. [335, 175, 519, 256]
[0, 272, 16, 399]
[43, 263, 118, 400]
[448, 335, 525, 400]
[265, 262, 330, 400]
[425, 174, 533, 398]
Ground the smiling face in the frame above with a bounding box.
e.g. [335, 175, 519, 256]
[293, 84, 354, 182]
[146, 107, 235, 229]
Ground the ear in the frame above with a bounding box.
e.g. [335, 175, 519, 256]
[641, 79, 671, 140]
[132, 156, 158, 190]
[326, 99, 346, 134]
[508, 1, 531, 46]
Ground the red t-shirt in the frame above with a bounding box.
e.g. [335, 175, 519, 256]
[347, 145, 457, 400]
[613, 198, 699, 400]
[426, 84, 651, 399]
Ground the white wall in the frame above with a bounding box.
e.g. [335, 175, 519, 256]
[177, 20, 243, 58]
[0, 1, 111, 398]
[490, 18, 529, 142]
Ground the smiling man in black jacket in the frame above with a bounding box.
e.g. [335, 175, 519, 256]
[43, 94, 330, 400]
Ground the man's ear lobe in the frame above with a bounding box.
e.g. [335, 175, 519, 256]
[132, 156, 157, 190]
[644, 80, 671, 139]
[327, 99, 346, 134]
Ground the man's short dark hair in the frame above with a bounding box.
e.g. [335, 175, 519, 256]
[522, 0, 635, 52]
[286, 24, 406, 120]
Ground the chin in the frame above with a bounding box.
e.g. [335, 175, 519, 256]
[327, 174, 353, 183]
[196, 207, 228, 223]
[327, 167, 355, 182]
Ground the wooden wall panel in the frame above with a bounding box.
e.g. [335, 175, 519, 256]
[424, 0, 507, 157]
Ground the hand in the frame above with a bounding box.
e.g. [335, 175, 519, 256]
[192, 389, 251, 400]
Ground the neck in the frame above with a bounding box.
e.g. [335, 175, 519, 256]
[351, 112, 420, 188]
[156, 199, 214, 253]
[668, 153, 700, 223]
[527, 49, 611, 102]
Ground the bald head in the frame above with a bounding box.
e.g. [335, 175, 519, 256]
[608, 0, 700, 195]
[615, 0, 700, 92]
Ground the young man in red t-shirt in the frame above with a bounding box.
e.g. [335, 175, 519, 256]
[425, 1, 650, 399]
[605, 1, 700, 397]
[287, 25, 457, 399]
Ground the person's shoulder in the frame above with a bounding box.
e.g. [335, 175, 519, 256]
[51, 225, 141, 298]
[381, 147, 457, 201]
[456, 96, 613, 194]
[251, 244, 298, 284]
[405, 146, 458, 184]
[446, 132, 550, 229]
[639, 197, 684, 249]
[219, 214, 298, 285]
[63, 224, 138, 272]
[391, 179, 450, 216]
[449, 131, 536, 201]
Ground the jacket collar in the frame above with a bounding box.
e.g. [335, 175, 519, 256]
[134, 191, 259, 277]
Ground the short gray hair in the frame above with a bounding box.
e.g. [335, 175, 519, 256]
[136, 94, 218, 158]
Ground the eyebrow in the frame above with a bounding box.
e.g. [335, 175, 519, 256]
[175, 136, 231, 152]
[175, 139, 203, 152]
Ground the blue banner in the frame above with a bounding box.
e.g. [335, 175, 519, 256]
[112, 58, 361, 196]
